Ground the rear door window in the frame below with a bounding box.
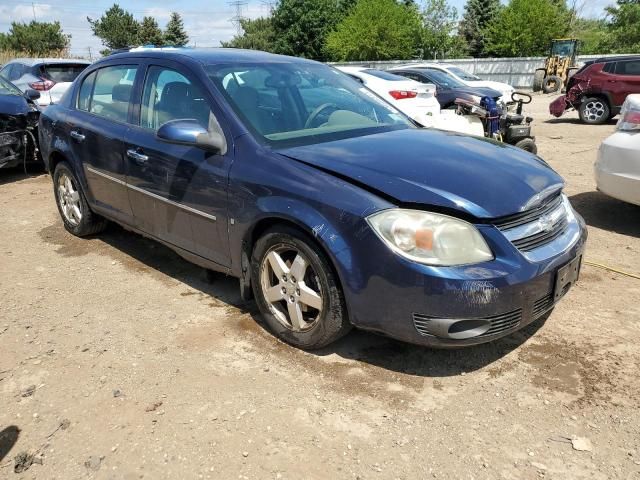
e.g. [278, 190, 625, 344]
[39, 63, 89, 83]
[88, 65, 138, 123]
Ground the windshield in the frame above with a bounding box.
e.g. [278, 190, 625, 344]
[40, 63, 89, 83]
[363, 69, 407, 81]
[206, 62, 412, 147]
[418, 68, 467, 88]
[0, 76, 22, 96]
[446, 66, 481, 82]
[551, 40, 576, 57]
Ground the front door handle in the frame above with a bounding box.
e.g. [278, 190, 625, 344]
[70, 130, 85, 142]
[126, 149, 149, 165]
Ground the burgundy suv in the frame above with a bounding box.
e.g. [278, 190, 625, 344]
[550, 55, 640, 124]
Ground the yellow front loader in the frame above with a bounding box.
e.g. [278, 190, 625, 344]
[533, 39, 580, 94]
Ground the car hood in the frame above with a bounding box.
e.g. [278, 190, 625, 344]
[467, 80, 514, 94]
[278, 128, 563, 219]
[449, 85, 503, 99]
[0, 94, 31, 115]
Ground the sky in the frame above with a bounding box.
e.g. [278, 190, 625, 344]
[0, 0, 614, 59]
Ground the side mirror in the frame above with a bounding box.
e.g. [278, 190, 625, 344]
[24, 89, 41, 101]
[156, 119, 226, 154]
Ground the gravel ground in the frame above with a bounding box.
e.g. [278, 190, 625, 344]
[1, 93, 639, 480]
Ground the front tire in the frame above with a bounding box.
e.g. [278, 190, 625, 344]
[53, 162, 107, 237]
[579, 97, 610, 125]
[251, 226, 351, 350]
[514, 138, 538, 154]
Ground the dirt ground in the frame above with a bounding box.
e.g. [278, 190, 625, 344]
[1, 93, 639, 480]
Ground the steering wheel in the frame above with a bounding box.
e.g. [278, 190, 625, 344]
[305, 103, 338, 129]
[511, 91, 532, 104]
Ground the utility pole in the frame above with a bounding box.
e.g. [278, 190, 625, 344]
[87, 46, 93, 61]
[32, 2, 37, 21]
[228, 0, 248, 36]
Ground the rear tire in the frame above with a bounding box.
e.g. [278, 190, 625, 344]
[53, 162, 107, 237]
[542, 75, 563, 94]
[251, 225, 351, 350]
[533, 70, 545, 92]
[579, 97, 610, 125]
[514, 138, 538, 154]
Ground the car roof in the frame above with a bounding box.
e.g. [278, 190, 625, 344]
[6, 58, 91, 66]
[335, 66, 366, 74]
[590, 55, 640, 64]
[101, 48, 318, 66]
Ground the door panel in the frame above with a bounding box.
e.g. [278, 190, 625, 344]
[613, 61, 640, 108]
[68, 65, 139, 223]
[126, 64, 231, 267]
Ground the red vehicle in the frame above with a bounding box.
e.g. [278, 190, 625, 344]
[550, 55, 640, 124]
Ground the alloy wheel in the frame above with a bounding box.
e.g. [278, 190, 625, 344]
[260, 245, 323, 332]
[583, 101, 606, 122]
[57, 172, 82, 226]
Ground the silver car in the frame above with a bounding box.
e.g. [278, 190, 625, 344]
[0, 58, 90, 107]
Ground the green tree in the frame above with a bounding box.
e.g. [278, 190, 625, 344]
[271, 0, 343, 60]
[421, 0, 467, 59]
[222, 17, 277, 51]
[0, 21, 70, 55]
[570, 18, 609, 55]
[602, 0, 640, 53]
[138, 16, 164, 46]
[164, 12, 189, 47]
[88, 4, 139, 54]
[483, 0, 569, 57]
[325, 0, 422, 61]
[459, 0, 501, 57]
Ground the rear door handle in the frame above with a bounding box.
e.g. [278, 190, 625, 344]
[70, 130, 85, 142]
[126, 148, 149, 165]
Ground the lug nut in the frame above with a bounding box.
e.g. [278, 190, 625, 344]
[289, 296, 295, 303]
[296, 288, 300, 296]
[281, 286, 286, 294]
[291, 276, 296, 283]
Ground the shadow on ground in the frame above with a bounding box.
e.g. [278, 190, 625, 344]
[60, 222, 544, 378]
[570, 191, 640, 238]
[0, 166, 46, 186]
[0, 426, 20, 462]
[543, 117, 617, 126]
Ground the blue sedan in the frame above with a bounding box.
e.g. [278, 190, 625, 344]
[38, 48, 586, 349]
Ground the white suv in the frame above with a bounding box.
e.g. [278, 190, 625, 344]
[0, 58, 90, 107]
[595, 94, 640, 206]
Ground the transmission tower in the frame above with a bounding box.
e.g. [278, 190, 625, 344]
[228, 0, 248, 35]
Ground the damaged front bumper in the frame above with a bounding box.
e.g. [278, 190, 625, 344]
[341, 212, 588, 348]
[0, 109, 40, 169]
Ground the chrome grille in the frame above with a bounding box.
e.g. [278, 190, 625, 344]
[494, 193, 570, 252]
[512, 217, 569, 251]
[494, 194, 563, 230]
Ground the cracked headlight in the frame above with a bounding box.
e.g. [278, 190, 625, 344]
[367, 209, 493, 266]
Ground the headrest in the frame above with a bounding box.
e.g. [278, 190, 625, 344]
[112, 84, 132, 103]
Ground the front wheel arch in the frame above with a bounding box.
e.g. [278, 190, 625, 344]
[242, 216, 345, 295]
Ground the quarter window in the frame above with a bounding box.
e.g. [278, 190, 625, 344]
[140, 66, 213, 130]
[88, 65, 138, 123]
[77, 71, 96, 111]
[616, 61, 640, 75]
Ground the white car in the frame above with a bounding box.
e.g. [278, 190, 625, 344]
[336, 66, 440, 126]
[400, 63, 515, 104]
[595, 94, 640, 206]
[0, 58, 91, 107]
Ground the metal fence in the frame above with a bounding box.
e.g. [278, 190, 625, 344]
[332, 54, 633, 88]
